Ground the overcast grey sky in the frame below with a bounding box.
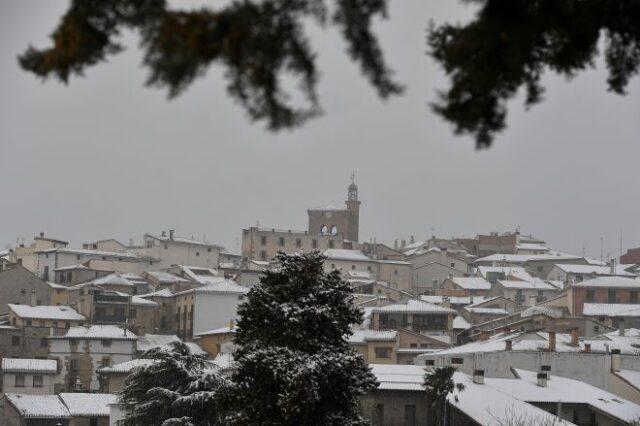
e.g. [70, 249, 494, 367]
[1, 1, 639, 259]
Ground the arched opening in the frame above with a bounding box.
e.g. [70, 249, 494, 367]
[320, 225, 328, 234]
[330, 225, 337, 235]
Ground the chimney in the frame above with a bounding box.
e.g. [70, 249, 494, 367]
[394, 239, 398, 250]
[39, 232, 44, 238]
[229, 319, 235, 330]
[473, 369, 484, 385]
[584, 343, 591, 353]
[570, 328, 579, 346]
[401, 240, 406, 248]
[619, 318, 625, 336]
[169, 230, 175, 240]
[30, 290, 37, 307]
[611, 349, 621, 372]
[548, 331, 556, 352]
[505, 339, 513, 351]
[410, 235, 415, 244]
[129, 238, 134, 247]
[537, 372, 548, 387]
[610, 259, 616, 274]
[162, 231, 166, 237]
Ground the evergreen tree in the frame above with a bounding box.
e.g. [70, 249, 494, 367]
[224, 252, 377, 425]
[118, 341, 227, 426]
[423, 366, 465, 426]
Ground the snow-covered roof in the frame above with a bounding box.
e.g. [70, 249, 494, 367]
[497, 279, 558, 290]
[47, 281, 69, 290]
[421, 295, 489, 306]
[323, 249, 372, 262]
[139, 288, 174, 298]
[147, 271, 188, 283]
[372, 300, 456, 315]
[369, 363, 425, 391]
[516, 243, 549, 251]
[447, 277, 491, 290]
[54, 264, 88, 271]
[5, 394, 71, 419]
[348, 330, 397, 344]
[9, 304, 85, 321]
[129, 295, 157, 306]
[90, 273, 135, 287]
[38, 247, 144, 259]
[573, 276, 640, 288]
[185, 342, 208, 356]
[490, 369, 640, 423]
[137, 334, 180, 352]
[448, 372, 572, 426]
[583, 303, 640, 317]
[554, 263, 636, 277]
[617, 369, 640, 391]
[177, 265, 219, 283]
[477, 266, 534, 282]
[53, 325, 137, 340]
[308, 204, 345, 211]
[195, 325, 237, 337]
[98, 358, 155, 374]
[59, 393, 117, 417]
[464, 307, 509, 316]
[453, 315, 471, 330]
[146, 233, 223, 248]
[519, 305, 564, 319]
[475, 253, 581, 264]
[176, 278, 248, 295]
[2, 358, 57, 374]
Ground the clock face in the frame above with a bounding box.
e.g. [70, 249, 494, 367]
[324, 212, 332, 219]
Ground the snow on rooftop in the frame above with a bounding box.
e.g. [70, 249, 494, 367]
[323, 249, 372, 262]
[583, 303, 640, 317]
[516, 242, 549, 251]
[477, 265, 534, 282]
[2, 358, 57, 373]
[369, 363, 426, 391]
[555, 263, 636, 276]
[449, 372, 573, 426]
[348, 330, 397, 344]
[9, 304, 85, 321]
[490, 369, 640, 423]
[421, 295, 489, 306]
[448, 277, 492, 290]
[56, 325, 137, 340]
[90, 273, 135, 287]
[39, 247, 143, 259]
[195, 325, 237, 337]
[464, 307, 509, 316]
[147, 271, 188, 283]
[453, 315, 471, 330]
[617, 369, 640, 391]
[519, 305, 564, 319]
[573, 276, 640, 288]
[98, 358, 155, 374]
[139, 288, 174, 298]
[54, 264, 88, 271]
[59, 393, 117, 417]
[497, 279, 558, 290]
[372, 300, 456, 315]
[137, 334, 180, 352]
[148, 234, 222, 248]
[5, 394, 71, 418]
[182, 278, 248, 295]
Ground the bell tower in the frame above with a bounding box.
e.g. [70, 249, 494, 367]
[345, 173, 360, 242]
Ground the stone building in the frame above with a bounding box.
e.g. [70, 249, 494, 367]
[241, 177, 361, 260]
[569, 276, 640, 316]
[0, 264, 51, 312]
[1, 358, 58, 395]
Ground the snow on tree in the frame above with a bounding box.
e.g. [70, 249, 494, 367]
[118, 341, 227, 426]
[224, 252, 377, 425]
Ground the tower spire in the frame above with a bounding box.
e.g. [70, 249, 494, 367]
[348, 172, 358, 201]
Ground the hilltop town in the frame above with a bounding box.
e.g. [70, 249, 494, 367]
[1, 180, 640, 425]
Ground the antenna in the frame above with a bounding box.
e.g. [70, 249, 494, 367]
[600, 237, 604, 262]
[619, 230, 623, 260]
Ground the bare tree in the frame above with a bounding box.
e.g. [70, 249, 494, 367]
[487, 405, 564, 426]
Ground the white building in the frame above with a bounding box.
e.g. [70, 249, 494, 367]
[48, 325, 137, 392]
[134, 231, 223, 270]
[1, 358, 57, 395]
[489, 279, 561, 306]
[548, 263, 638, 286]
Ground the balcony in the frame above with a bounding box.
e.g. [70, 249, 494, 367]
[93, 314, 127, 324]
[94, 294, 130, 304]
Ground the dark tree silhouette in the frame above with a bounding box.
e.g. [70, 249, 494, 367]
[18, 0, 402, 131]
[428, 0, 640, 148]
[19, 1, 640, 147]
[424, 366, 465, 426]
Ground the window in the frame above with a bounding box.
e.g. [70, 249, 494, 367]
[328, 240, 334, 249]
[279, 237, 285, 247]
[43, 266, 49, 281]
[70, 339, 79, 348]
[450, 263, 455, 268]
[14, 374, 25, 387]
[20, 289, 26, 295]
[374, 347, 391, 359]
[608, 290, 616, 304]
[425, 359, 435, 366]
[207, 247, 212, 252]
[312, 239, 318, 249]
[196, 251, 200, 257]
[631, 291, 638, 304]
[70, 359, 78, 371]
[515, 289, 524, 304]
[261, 236, 267, 246]
[129, 308, 137, 319]
[52, 322, 58, 328]
[451, 357, 464, 365]
[536, 265, 543, 273]
[586, 290, 595, 303]
[260, 250, 267, 261]
[101, 339, 112, 347]
[12, 336, 20, 346]
[26, 320, 32, 326]
[32, 375, 43, 388]
[101, 357, 111, 367]
[410, 343, 417, 349]
[41, 337, 48, 347]
[374, 404, 384, 423]
[90, 418, 98, 426]
[114, 308, 125, 318]
[296, 238, 302, 248]
[331, 264, 336, 269]
[351, 265, 356, 270]
[161, 316, 167, 328]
